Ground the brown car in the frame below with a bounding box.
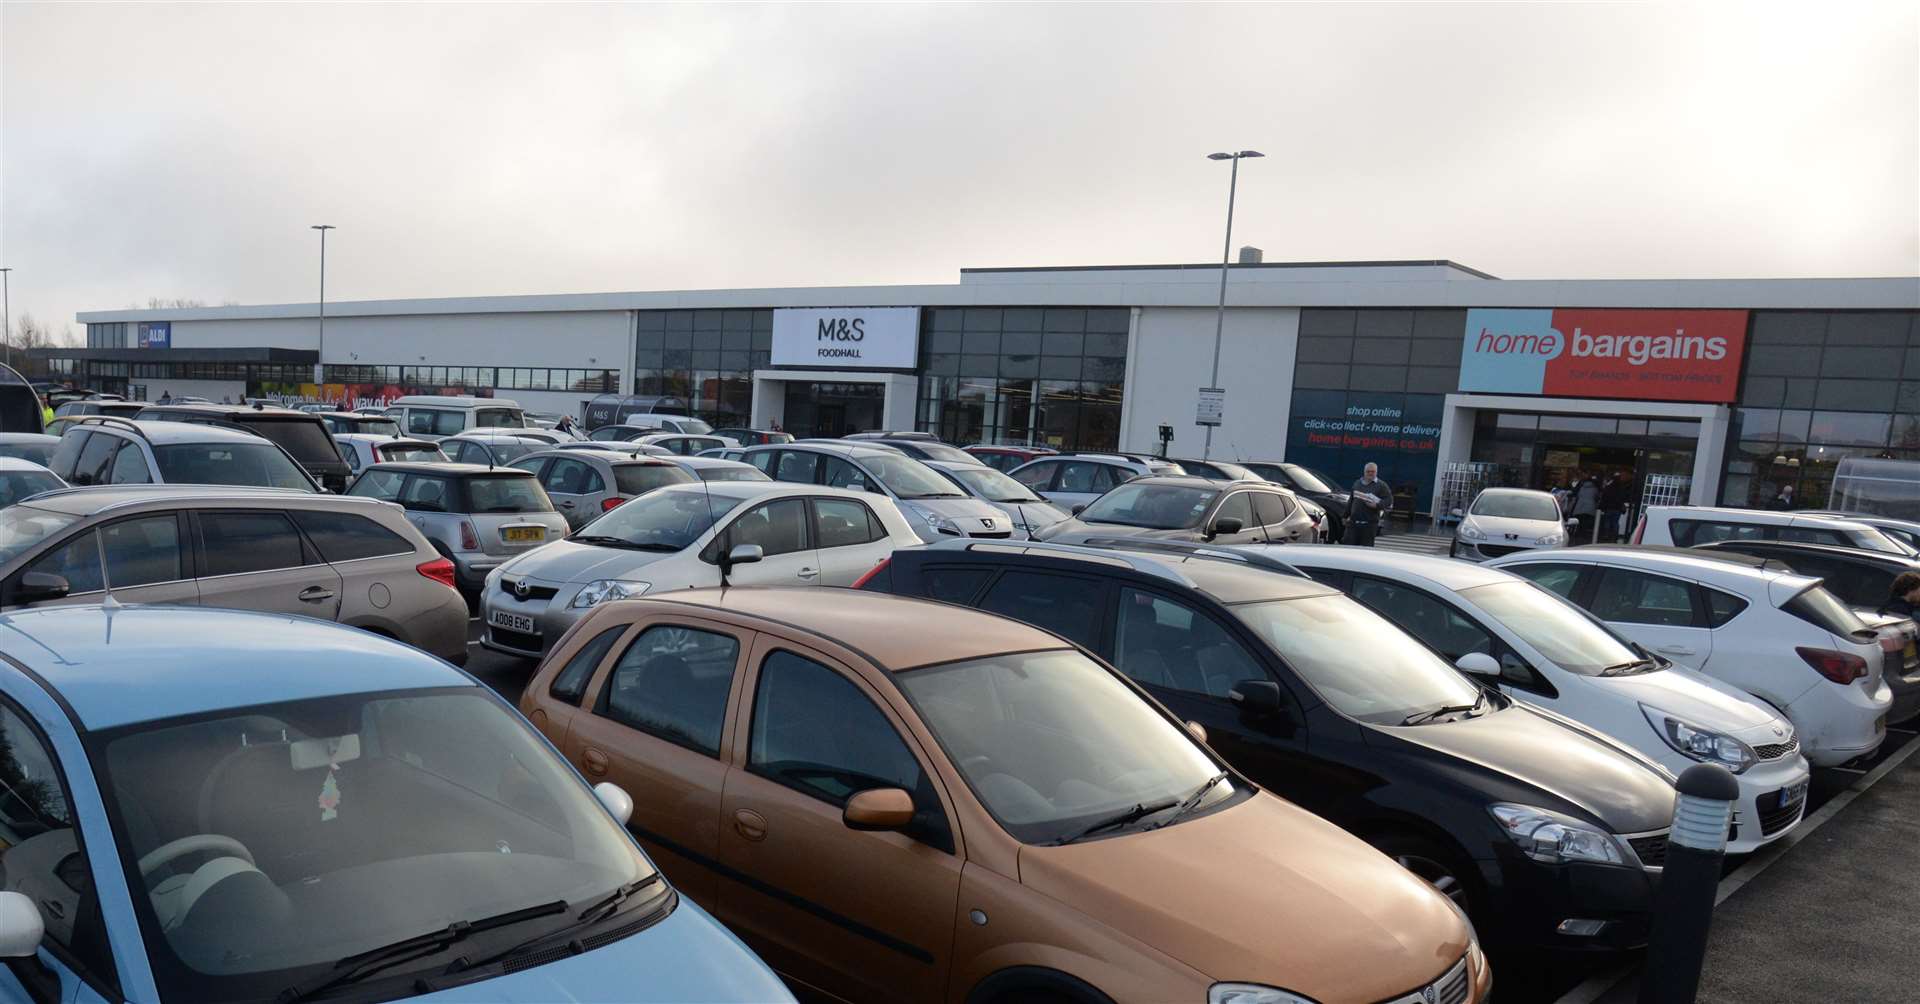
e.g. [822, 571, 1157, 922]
[522, 588, 1490, 1004]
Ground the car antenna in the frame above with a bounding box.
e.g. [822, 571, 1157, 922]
[703, 450, 727, 589]
[93, 530, 121, 610]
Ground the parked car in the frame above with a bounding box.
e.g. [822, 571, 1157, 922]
[743, 441, 1011, 542]
[865, 539, 1678, 959]
[0, 459, 64, 507]
[663, 456, 770, 483]
[1797, 510, 1920, 551]
[135, 403, 353, 493]
[923, 459, 1072, 538]
[0, 604, 793, 1004]
[438, 430, 553, 466]
[1450, 488, 1576, 560]
[481, 481, 921, 658]
[0, 434, 60, 469]
[1633, 504, 1915, 556]
[1006, 453, 1186, 511]
[1240, 461, 1353, 541]
[1280, 546, 1810, 853]
[348, 462, 571, 600]
[842, 429, 939, 442]
[1169, 457, 1260, 481]
[711, 427, 793, 446]
[1035, 476, 1323, 546]
[388, 394, 527, 440]
[962, 443, 1058, 473]
[334, 434, 449, 475]
[314, 409, 403, 438]
[48, 418, 319, 492]
[52, 399, 148, 420]
[1488, 546, 1894, 767]
[633, 433, 734, 456]
[0, 484, 468, 661]
[554, 440, 672, 456]
[847, 437, 982, 465]
[589, 414, 728, 442]
[696, 447, 748, 461]
[510, 450, 695, 529]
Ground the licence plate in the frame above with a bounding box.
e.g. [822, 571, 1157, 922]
[502, 526, 546, 544]
[1776, 781, 1808, 808]
[489, 610, 536, 634]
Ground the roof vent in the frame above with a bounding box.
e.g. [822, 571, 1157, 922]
[1237, 246, 1263, 265]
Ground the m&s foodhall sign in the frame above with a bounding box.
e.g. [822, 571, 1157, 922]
[1459, 308, 1748, 403]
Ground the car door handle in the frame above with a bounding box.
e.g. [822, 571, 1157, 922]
[1656, 645, 1695, 656]
[733, 808, 768, 842]
[796, 567, 818, 580]
[298, 586, 336, 602]
[558, 500, 575, 508]
[582, 748, 609, 776]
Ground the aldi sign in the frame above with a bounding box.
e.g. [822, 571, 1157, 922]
[1459, 308, 1748, 403]
[137, 321, 171, 349]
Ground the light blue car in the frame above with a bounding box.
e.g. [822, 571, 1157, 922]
[0, 605, 792, 1004]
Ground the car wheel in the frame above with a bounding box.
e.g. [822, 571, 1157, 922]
[1367, 832, 1478, 927]
[1448, 541, 1459, 559]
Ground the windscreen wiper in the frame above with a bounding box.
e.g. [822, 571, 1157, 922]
[1599, 659, 1658, 676]
[1051, 797, 1178, 845]
[1155, 772, 1231, 829]
[446, 874, 667, 977]
[568, 534, 647, 549]
[276, 900, 567, 1003]
[1400, 691, 1484, 726]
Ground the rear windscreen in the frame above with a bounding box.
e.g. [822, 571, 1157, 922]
[382, 444, 445, 462]
[350, 417, 401, 437]
[1784, 586, 1870, 638]
[464, 475, 554, 513]
[614, 464, 695, 496]
[241, 418, 345, 466]
[0, 443, 53, 466]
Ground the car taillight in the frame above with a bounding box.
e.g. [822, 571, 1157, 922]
[851, 557, 892, 590]
[602, 496, 627, 512]
[459, 520, 479, 550]
[417, 557, 457, 591]
[1797, 646, 1867, 684]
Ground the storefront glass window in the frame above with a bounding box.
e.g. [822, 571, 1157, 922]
[916, 308, 1127, 450]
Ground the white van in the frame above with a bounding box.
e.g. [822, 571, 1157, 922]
[1633, 505, 1916, 556]
[389, 395, 526, 441]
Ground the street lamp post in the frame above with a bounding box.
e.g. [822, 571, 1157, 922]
[0, 268, 12, 370]
[311, 225, 335, 392]
[1202, 150, 1262, 460]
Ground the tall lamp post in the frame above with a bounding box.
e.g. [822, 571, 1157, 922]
[0, 267, 12, 370]
[310, 225, 335, 392]
[1202, 150, 1262, 460]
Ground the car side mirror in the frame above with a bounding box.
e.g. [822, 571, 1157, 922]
[724, 544, 763, 569]
[1070, 504, 1086, 515]
[843, 787, 915, 832]
[1184, 720, 1209, 745]
[1565, 518, 1580, 529]
[0, 892, 44, 958]
[592, 782, 633, 826]
[1209, 517, 1243, 539]
[1454, 652, 1501, 679]
[14, 572, 69, 605]
[1228, 679, 1283, 715]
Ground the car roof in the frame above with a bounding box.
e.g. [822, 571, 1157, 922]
[0, 457, 56, 474]
[363, 461, 534, 476]
[392, 395, 523, 409]
[95, 419, 272, 445]
[653, 479, 870, 503]
[0, 433, 58, 444]
[334, 432, 425, 443]
[1802, 510, 1920, 531]
[1269, 544, 1518, 589]
[0, 605, 472, 731]
[518, 449, 674, 466]
[1126, 475, 1237, 489]
[16, 484, 378, 516]
[444, 430, 547, 441]
[668, 456, 755, 469]
[1499, 544, 1818, 586]
[752, 441, 900, 460]
[1650, 504, 1874, 528]
[1698, 538, 1919, 568]
[915, 539, 1332, 604]
[139, 403, 315, 419]
[640, 588, 1065, 671]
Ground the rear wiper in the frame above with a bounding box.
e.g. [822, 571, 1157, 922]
[1051, 797, 1177, 845]
[447, 875, 666, 976]
[1400, 691, 1484, 726]
[277, 900, 566, 1003]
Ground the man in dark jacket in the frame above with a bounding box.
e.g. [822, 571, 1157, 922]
[1599, 470, 1633, 541]
[1345, 462, 1391, 546]
[1881, 571, 1920, 620]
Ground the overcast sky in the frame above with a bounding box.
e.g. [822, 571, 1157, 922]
[2, 2, 1915, 342]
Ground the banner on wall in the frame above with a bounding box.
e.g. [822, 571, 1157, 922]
[1459, 308, 1748, 403]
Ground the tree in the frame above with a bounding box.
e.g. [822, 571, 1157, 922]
[136, 297, 207, 310]
[6, 313, 55, 352]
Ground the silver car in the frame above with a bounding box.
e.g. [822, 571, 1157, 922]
[633, 433, 733, 456]
[438, 431, 554, 466]
[923, 459, 1070, 538]
[0, 433, 60, 467]
[0, 484, 469, 663]
[346, 462, 569, 598]
[508, 449, 695, 529]
[666, 456, 771, 483]
[1005, 452, 1188, 512]
[741, 441, 1015, 542]
[554, 441, 673, 457]
[334, 434, 449, 476]
[0, 458, 65, 507]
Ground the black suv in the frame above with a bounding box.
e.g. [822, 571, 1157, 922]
[863, 539, 1677, 967]
[1241, 461, 1354, 541]
[137, 403, 352, 492]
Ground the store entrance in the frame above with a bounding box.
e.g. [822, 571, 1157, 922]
[1470, 411, 1702, 540]
[782, 381, 884, 439]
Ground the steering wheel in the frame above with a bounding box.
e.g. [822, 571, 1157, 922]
[138, 834, 255, 879]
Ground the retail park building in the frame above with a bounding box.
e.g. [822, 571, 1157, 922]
[56, 261, 1920, 516]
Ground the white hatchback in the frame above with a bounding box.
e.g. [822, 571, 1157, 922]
[1275, 545, 1811, 852]
[1450, 488, 1576, 561]
[1489, 547, 1893, 768]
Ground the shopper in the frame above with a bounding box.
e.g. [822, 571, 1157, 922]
[1881, 572, 1920, 620]
[1345, 462, 1391, 547]
[1600, 469, 1633, 541]
[1769, 483, 1796, 510]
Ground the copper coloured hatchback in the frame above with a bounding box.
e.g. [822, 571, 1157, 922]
[522, 588, 1490, 1004]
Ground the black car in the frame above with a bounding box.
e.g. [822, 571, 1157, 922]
[137, 403, 353, 492]
[1033, 475, 1322, 546]
[314, 409, 403, 438]
[862, 538, 1676, 964]
[1241, 461, 1353, 541]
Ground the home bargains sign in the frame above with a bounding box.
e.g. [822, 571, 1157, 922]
[1459, 308, 1748, 403]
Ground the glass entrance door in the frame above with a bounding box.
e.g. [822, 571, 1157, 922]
[782, 382, 885, 439]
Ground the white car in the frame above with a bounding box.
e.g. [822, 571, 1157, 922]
[479, 481, 921, 658]
[634, 432, 739, 454]
[1275, 546, 1812, 852]
[923, 459, 1072, 538]
[0, 457, 66, 507]
[1798, 510, 1920, 552]
[1450, 488, 1576, 561]
[1488, 547, 1893, 768]
[333, 433, 449, 475]
[1634, 504, 1916, 556]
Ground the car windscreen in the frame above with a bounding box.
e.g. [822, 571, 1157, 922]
[380, 443, 447, 463]
[0, 442, 53, 466]
[90, 688, 655, 1003]
[238, 418, 344, 466]
[0, 506, 78, 564]
[1471, 491, 1561, 521]
[473, 407, 525, 429]
[0, 471, 63, 507]
[1078, 483, 1217, 529]
[349, 417, 401, 437]
[1849, 526, 1916, 557]
[897, 649, 1226, 845]
[1459, 581, 1648, 676]
[1784, 584, 1871, 637]
[947, 465, 1045, 503]
[464, 474, 554, 513]
[1231, 594, 1487, 725]
[153, 443, 316, 490]
[862, 455, 964, 499]
[613, 464, 695, 496]
[572, 487, 742, 551]
[674, 418, 714, 435]
[899, 441, 975, 464]
[1283, 465, 1338, 494]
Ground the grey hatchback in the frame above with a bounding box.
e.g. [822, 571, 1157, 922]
[509, 449, 695, 529]
[347, 462, 570, 598]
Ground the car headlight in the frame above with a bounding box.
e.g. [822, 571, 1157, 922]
[1457, 523, 1487, 541]
[1209, 985, 1317, 1004]
[569, 579, 651, 608]
[1488, 803, 1628, 866]
[1535, 531, 1565, 545]
[911, 505, 961, 535]
[1641, 705, 1757, 773]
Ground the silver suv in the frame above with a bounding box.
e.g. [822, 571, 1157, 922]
[742, 441, 1012, 541]
[0, 484, 468, 663]
[347, 462, 570, 598]
[47, 417, 319, 492]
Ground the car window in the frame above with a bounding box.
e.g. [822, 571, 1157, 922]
[408, 409, 465, 437]
[1777, 526, 1849, 548]
[0, 471, 61, 507]
[399, 474, 457, 513]
[1214, 491, 1253, 530]
[597, 625, 739, 756]
[550, 626, 627, 706]
[100, 515, 185, 587]
[73, 431, 118, 486]
[1351, 576, 1495, 661]
[241, 419, 339, 466]
[745, 449, 777, 474]
[1114, 588, 1266, 698]
[1704, 587, 1749, 627]
[151, 443, 314, 490]
[724, 498, 809, 557]
[474, 408, 522, 429]
[814, 498, 882, 548]
[612, 464, 692, 497]
[1673, 518, 1764, 546]
[108, 441, 153, 484]
[198, 511, 309, 576]
[380, 443, 444, 463]
[920, 566, 993, 604]
[822, 456, 874, 491]
[467, 475, 554, 513]
[775, 451, 821, 484]
[1507, 562, 1584, 599]
[0, 701, 114, 987]
[291, 510, 413, 563]
[1079, 483, 1217, 530]
[1252, 491, 1294, 527]
[26, 529, 106, 593]
[539, 458, 596, 495]
[348, 468, 407, 502]
[0, 441, 55, 466]
[1590, 568, 1701, 627]
[750, 649, 924, 806]
[47, 430, 89, 481]
[1011, 461, 1057, 491]
[338, 442, 363, 472]
[1056, 461, 1112, 494]
[438, 440, 471, 464]
[979, 570, 1102, 643]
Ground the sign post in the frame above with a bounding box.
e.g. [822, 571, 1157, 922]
[1196, 387, 1225, 427]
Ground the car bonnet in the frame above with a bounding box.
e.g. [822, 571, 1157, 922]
[501, 538, 678, 583]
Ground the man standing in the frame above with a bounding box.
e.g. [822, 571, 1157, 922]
[1770, 483, 1796, 510]
[1600, 469, 1633, 542]
[1571, 470, 1600, 542]
[1345, 462, 1391, 546]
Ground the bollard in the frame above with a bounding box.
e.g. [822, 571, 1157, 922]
[1638, 763, 1739, 1004]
